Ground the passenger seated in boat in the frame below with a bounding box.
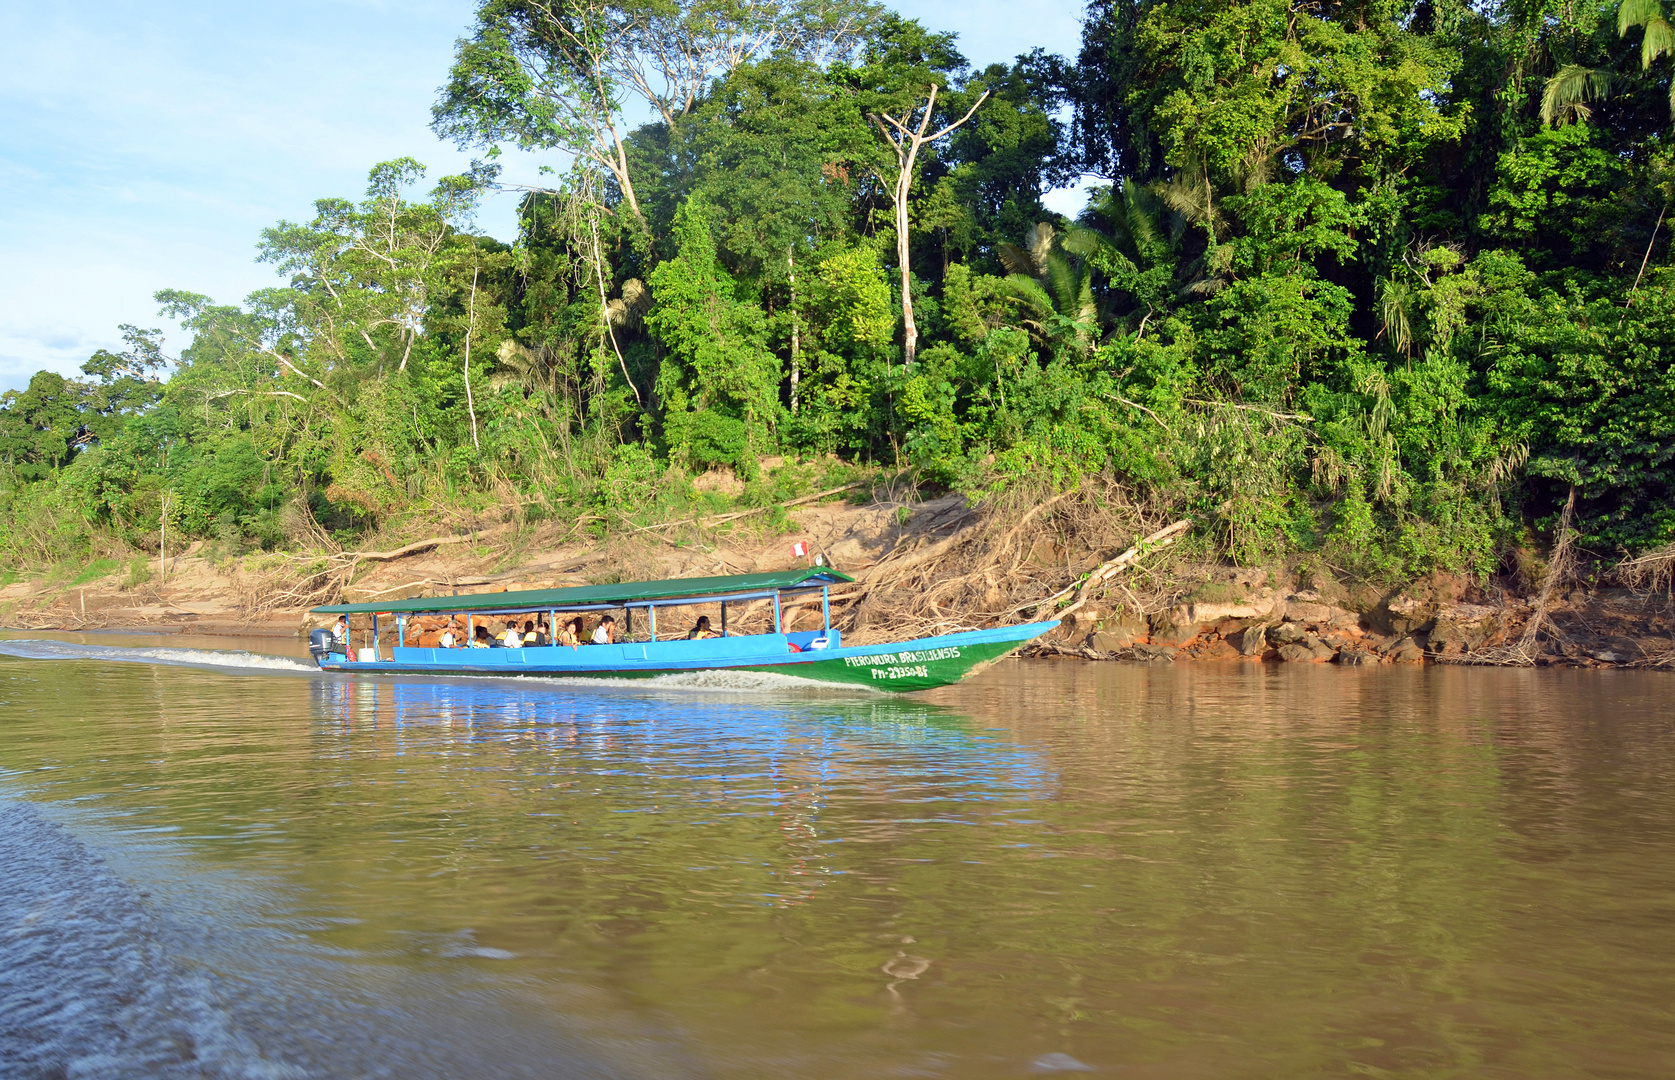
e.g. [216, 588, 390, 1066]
[502, 620, 523, 648]
[591, 615, 616, 644]
[470, 626, 495, 648]
[522, 620, 547, 647]
[438, 626, 457, 649]
[331, 615, 348, 653]
[558, 618, 582, 649]
[686, 615, 717, 640]
[536, 618, 552, 645]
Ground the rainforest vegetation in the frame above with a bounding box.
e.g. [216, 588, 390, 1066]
[5, 0, 1675, 582]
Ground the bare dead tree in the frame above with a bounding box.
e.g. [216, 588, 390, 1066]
[869, 84, 987, 367]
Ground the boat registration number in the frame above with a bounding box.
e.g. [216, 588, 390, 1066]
[874, 664, 928, 680]
[845, 646, 961, 680]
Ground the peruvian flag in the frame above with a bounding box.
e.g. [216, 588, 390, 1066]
[790, 540, 808, 559]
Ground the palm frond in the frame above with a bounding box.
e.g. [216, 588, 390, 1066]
[1123, 183, 1163, 249]
[1025, 222, 1055, 271]
[998, 273, 1054, 316]
[1044, 253, 1080, 317]
[1154, 177, 1209, 221]
[1540, 65, 1612, 126]
[1073, 275, 1098, 329]
[997, 274, 1056, 343]
[997, 242, 1040, 278]
[1152, 171, 1222, 238]
[1061, 224, 1115, 260]
[1621, 0, 1664, 35]
[1644, 16, 1675, 67]
[1076, 184, 1120, 233]
[1375, 277, 1414, 358]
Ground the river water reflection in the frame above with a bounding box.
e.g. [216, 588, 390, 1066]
[2, 632, 1672, 1078]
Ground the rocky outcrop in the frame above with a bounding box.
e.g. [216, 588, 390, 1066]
[1069, 585, 1431, 665]
[1426, 603, 1506, 658]
[1052, 571, 1675, 669]
[1148, 591, 1278, 647]
[1062, 575, 1554, 666]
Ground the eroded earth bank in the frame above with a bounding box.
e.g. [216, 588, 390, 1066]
[5, 480, 1672, 670]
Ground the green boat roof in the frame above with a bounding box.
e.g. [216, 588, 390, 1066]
[311, 567, 855, 615]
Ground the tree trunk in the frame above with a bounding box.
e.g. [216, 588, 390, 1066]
[896, 165, 918, 368]
[867, 86, 986, 370]
[158, 493, 171, 583]
[589, 208, 642, 406]
[788, 245, 800, 412]
[597, 85, 648, 233]
[464, 268, 480, 451]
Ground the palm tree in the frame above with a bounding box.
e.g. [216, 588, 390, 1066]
[1542, 0, 1675, 124]
[996, 223, 1101, 358]
[1065, 182, 1185, 282]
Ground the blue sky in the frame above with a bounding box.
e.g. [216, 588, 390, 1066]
[0, 0, 1088, 394]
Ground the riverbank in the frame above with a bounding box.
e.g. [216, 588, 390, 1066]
[1031, 572, 1675, 669]
[3, 476, 1671, 670]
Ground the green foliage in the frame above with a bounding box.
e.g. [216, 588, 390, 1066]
[70, 558, 121, 587]
[647, 201, 783, 462]
[5, 0, 1675, 584]
[123, 555, 153, 590]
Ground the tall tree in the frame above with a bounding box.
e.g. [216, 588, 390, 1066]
[869, 83, 986, 366]
[434, 0, 882, 228]
[259, 160, 482, 377]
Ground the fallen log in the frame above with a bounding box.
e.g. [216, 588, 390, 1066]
[352, 534, 475, 562]
[1011, 519, 1191, 620]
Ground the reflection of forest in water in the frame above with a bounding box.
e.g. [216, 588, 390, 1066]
[2, 656, 1673, 1079]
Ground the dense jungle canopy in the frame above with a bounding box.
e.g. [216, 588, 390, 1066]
[5, 0, 1675, 580]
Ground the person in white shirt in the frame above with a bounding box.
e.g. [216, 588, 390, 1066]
[439, 627, 456, 648]
[591, 615, 616, 644]
[502, 620, 523, 648]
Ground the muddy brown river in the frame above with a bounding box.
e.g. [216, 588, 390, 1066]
[2, 631, 1672, 1078]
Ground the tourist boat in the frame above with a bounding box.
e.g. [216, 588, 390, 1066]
[307, 569, 1056, 691]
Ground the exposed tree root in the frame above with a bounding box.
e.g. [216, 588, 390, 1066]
[833, 475, 1185, 644]
[1456, 487, 1576, 666]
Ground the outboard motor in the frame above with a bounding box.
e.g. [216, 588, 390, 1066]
[308, 628, 335, 665]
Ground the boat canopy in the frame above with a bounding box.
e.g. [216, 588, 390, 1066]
[310, 568, 854, 616]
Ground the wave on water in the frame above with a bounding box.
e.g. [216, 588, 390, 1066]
[0, 639, 885, 694]
[0, 638, 317, 675]
[0, 799, 309, 1079]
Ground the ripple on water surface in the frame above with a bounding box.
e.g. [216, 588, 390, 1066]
[2, 639, 1675, 1078]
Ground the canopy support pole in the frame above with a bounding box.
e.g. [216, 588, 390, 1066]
[822, 586, 830, 632]
[720, 602, 727, 637]
[773, 592, 782, 635]
[649, 605, 657, 641]
[398, 615, 405, 650]
[373, 614, 379, 659]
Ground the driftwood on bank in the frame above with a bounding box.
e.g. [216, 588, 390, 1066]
[354, 534, 477, 562]
[823, 478, 1187, 642]
[1455, 487, 1576, 666]
[1017, 519, 1192, 621]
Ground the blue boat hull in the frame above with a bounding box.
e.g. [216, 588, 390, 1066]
[316, 621, 1058, 691]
